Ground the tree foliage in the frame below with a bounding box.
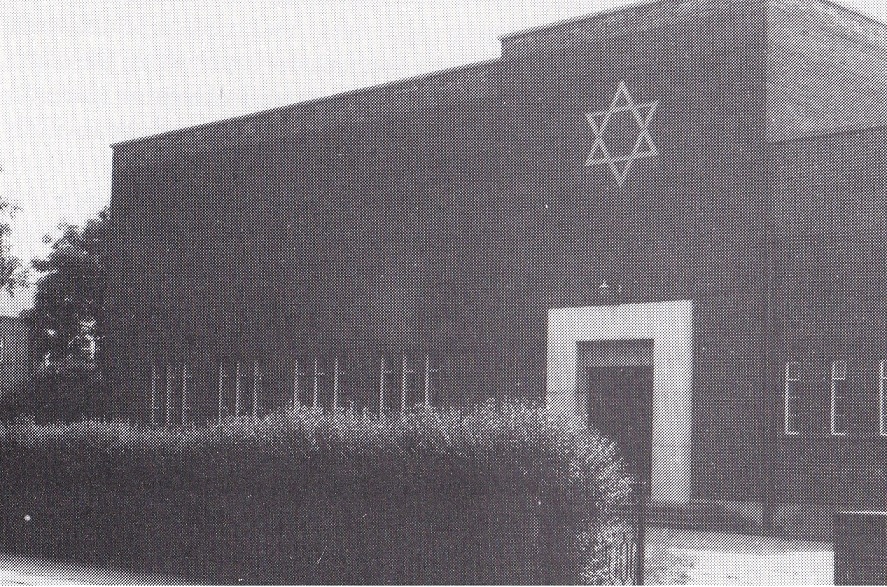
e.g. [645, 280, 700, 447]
[23, 208, 109, 367]
[0, 199, 28, 295]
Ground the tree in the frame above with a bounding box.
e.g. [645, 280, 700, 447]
[0, 191, 28, 294]
[24, 208, 109, 368]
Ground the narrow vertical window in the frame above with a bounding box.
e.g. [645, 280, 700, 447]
[831, 360, 848, 436]
[880, 361, 887, 436]
[785, 362, 800, 435]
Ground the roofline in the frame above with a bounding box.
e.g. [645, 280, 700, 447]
[498, 0, 660, 42]
[810, 0, 887, 36]
[499, 0, 887, 43]
[111, 58, 499, 150]
[111, 0, 887, 150]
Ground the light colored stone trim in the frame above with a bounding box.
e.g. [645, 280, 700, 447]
[547, 300, 693, 504]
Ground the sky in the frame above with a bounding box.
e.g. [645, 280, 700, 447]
[1, 0, 886, 315]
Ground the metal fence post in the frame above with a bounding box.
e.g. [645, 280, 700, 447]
[635, 479, 647, 585]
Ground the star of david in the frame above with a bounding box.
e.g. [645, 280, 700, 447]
[585, 80, 659, 187]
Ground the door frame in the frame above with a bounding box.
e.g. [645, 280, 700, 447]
[546, 300, 693, 504]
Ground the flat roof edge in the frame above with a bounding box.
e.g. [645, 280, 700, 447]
[498, 0, 660, 42]
[111, 58, 499, 150]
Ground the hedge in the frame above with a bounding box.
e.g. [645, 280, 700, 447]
[0, 401, 632, 584]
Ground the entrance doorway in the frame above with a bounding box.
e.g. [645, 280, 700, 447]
[547, 301, 693, 504]
[578, 339, 654, 483]
[586, 365, 654, 482]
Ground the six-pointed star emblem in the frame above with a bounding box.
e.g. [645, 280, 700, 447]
[585, 80, 658, 187]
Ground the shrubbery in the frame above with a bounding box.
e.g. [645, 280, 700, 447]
[0, 401, 632, 583]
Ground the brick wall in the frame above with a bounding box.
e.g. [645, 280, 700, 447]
[106, 1, 771, 502]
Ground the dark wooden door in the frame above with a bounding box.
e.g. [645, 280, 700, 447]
[586, 366, 653, 483]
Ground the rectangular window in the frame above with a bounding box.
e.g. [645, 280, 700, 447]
[785, 362, 800, 435]
[880, 361, 887, 436]
[831, 360, 848, 436]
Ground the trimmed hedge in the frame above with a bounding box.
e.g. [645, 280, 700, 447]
[0, 401, 632, 584]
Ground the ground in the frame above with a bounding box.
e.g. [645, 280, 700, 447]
[645, 525, 834, 584]
[0, 526, 835, 585]
[0, 553, 184, 585]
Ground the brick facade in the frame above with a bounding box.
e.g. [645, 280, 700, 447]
[105, 0, 887, 522]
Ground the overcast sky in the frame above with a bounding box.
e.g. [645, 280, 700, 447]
[1, 0, 885, 315]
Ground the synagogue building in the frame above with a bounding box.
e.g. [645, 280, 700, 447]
[106, 0, 887, 536]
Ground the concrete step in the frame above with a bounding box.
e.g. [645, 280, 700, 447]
[646, 500, 762, 533]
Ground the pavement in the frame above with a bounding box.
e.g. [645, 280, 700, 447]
[0, 553, 185, 585]
[0, 527, 834, 585]
[646, 525, 835, 584]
